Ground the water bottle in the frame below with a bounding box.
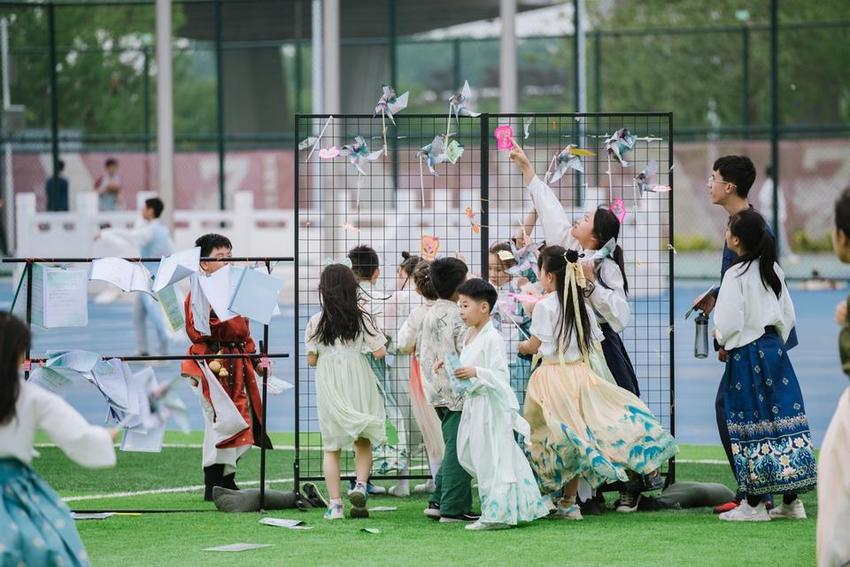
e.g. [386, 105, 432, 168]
[694, 311, 709, 359]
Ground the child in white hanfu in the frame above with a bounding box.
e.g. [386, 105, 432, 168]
[443, 278, 549, 530]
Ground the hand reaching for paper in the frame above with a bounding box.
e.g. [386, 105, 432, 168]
[509, 140, 536, 185]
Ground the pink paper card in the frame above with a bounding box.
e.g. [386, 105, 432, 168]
[610, 198, 627, 223]
[494, 125, 514, 150]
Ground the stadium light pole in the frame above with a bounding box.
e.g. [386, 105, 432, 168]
[499, 0, 517, 112]
[769, 0, 780, 256]
[573, 0, 587, 206]
[156, 0, 174, 227]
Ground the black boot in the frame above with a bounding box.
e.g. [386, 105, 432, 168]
[222, 472, 239, 491]
[204, 465, 225, 501]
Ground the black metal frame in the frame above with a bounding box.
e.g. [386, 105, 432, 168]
[3, 255, 293, 512]
[293, 112, 676, 491]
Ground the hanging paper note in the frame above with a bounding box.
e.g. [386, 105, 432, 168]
[198, 265, 239, 322]
[156, 283, 185, 332]
[545, 145, 596, 184]
[609, 198, 627, 223]
[228, 267, 284, 325]
[153, 247, 200, 292]
[444, 140, 464, 164]
[603, 128, 637, 167]
[29, 264, 89, 329]
[90, 258, 155, 297]
[494, 125, 514, 150]
[420, 235, 440, 261]
[465, 207, 481, 233]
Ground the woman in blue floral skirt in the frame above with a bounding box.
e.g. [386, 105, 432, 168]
[714, 209, 817, 522]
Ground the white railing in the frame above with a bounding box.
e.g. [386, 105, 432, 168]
[15, 191, 294, 261]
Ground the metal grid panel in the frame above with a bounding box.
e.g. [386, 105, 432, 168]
[294, 112, 673, 485]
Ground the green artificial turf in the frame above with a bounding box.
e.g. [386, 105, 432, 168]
[30, 443, 817, 567]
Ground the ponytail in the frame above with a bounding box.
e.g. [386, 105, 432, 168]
[592, 208, 629, 295]
[729, 209, 782, 298]
[538, 246, 593, 355]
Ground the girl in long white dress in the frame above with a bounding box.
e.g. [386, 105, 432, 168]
[305, 264, 388, 520]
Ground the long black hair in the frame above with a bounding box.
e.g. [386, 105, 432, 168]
[728, 208, 783, 298]
[398, 251, 421, 291]
[312, 264, 376, 345]
[538, 246, 593, 355]
[0, 312, 31, 425]
[592, 208, 629, 295]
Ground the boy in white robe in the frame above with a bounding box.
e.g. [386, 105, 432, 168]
[440, 278, 548, 530]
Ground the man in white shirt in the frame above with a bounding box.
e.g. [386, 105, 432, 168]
[98, 197, 175, 355]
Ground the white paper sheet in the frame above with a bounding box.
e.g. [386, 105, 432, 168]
[153, 247, 200, 292]
[198, 265, 238, 322]
[90, 258, 155, 297]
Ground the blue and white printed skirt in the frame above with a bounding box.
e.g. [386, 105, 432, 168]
[0, 458, 91, 566]
[723, 331, 818, 496]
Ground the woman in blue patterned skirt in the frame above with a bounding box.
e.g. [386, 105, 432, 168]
[714, 209, 817, 522]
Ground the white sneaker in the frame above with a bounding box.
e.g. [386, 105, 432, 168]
[324, 502, 344, 520]
[347, 484, 369, 519]
[719, 501, 770, 522]
[388, 485, 410, 497]
[414, 480, 436, 494]
[552, 503, 583, 521]
[465, 520, 510, 531]
[769, 499, 806, 520]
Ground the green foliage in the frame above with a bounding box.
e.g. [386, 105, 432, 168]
[673, 234, 716, 252]
[793, 229, 834, 252]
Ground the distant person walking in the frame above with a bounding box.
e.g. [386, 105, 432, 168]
[758, 165, 798, 263]
[94, 157, 122, 211]
[44, 160, 69, 212]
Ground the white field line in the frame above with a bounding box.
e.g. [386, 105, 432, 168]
[62, 477, 294, 502]
[62, 464, 435, 502]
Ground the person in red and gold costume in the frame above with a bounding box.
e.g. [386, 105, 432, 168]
[181, 233, 271, 501]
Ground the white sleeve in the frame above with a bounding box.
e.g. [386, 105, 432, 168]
[362, 313, 388, 353]
[304, 314, 319, 354]
[776, 266, 796, 344]
[469, 335, 512, 401]
[714, 272, 745, 348]
[397, 307, 423, 352]
[589, 260, 630, 332]
[530, 298, 555, 345]
[32, 384, 115, 468]
[527, 176, 579, 249]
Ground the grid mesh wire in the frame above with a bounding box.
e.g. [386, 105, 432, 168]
[295, 112, 673, 485]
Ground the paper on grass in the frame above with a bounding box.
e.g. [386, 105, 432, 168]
[259, 518, 310, 529]
[203, 543, 274, 552]
[153, 247, 200, 292]
[90, 258, 155, 297]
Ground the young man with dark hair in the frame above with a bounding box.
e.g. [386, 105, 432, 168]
[419, 257, 479, 523]
[181, 233, 271, 500]
[44, 159, 69, 212]
[97, 196, 173, 356]
[818, 187, 850, 565]
[94, 157, 122, 211]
